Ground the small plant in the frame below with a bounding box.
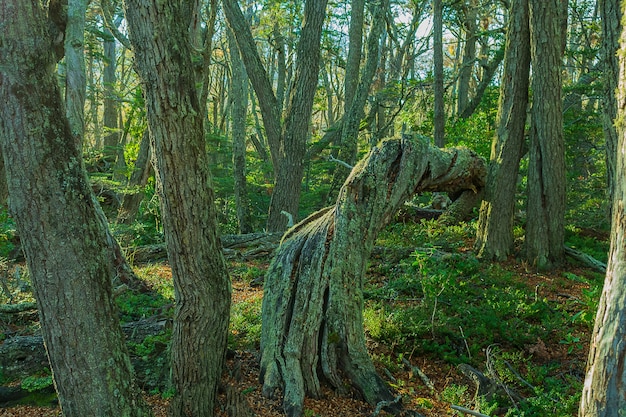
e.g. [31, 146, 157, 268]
[21, 373, 53, 392]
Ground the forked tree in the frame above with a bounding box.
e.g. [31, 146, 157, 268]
[260, 133, 486, 417]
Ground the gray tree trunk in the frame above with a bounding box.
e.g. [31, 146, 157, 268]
[124, 2, 232, 417]
[600, 0, 621, 218]
[0, 2, 151, 416]
[117, 129, 153, 225]
[260, 134, 485, 417]
[328, 0, 386, 200]
[228, 28, 253, 234]
[457, 1, 478, 117]
[224, 0, 328, 232]
[525, 0, 566, 269]
[475, 0, 530, 261]
[103, 27, 120, 162]
[579, 6, 626, 414]
[433, 0, 445, 147]
[64, 0, 88, 147]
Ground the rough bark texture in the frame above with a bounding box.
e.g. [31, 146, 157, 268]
[228, 28, 253, 234]
[265, 0, 328, 231]
[328, 0, 386, 200]
[475, 0, 530, 261]
[124, 2, 231, 417]
[457, 2, 478, 117]
[117, 129, 153, 225]
[103, 27, 120, 161]
[64, 0, 88, 146]
[579, 5, 626, 414]
[600, 0, 621, 218]
[526, 0, 566, 269]
[0, 2, 151, 416]
[224, 0, 328, 232]
[260, 134, 485, 417]
[433, 0, 445, 147]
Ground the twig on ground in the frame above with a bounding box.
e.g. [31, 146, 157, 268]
[450, 404, 490, 417]
[402, 358, 435, 391]
[371, 395, 402, 416]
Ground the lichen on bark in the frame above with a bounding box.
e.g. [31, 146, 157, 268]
[260, 134, 486, 417]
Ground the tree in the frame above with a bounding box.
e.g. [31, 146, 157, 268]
[260, 134, 485, 417]
[223, 0, 328, 232]
[228, 27, 253, 234]
[525, 0, 566, 268]
[0, 1, 151, 416]
[579, 5, 626, 413]
[475, 0, 530, 260]
[327, 0, 387, 199]
[433, 0, 445, 147]
[600, 0, 621, 216]
[65, 0, 89, 146]
[124, 1, 232, 416]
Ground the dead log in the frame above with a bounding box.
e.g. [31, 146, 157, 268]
[0, 318, 170, 390]
[564, 245, 607, 273]
[130, 232, 283, 263]
[259, 134, 486, 417]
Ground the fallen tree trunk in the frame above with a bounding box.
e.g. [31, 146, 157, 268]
[0, 318, 170, 390]
[259, 134, 486, 417]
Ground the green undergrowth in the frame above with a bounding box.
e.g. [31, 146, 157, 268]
[365, 218, 605, 416]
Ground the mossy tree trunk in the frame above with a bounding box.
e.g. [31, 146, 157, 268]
[0, 2, 151, 415]
[260, 134, 485, 417]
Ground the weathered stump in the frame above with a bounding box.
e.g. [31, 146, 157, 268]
[259, 134, 486, 416]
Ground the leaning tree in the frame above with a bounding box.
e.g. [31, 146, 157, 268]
[260, 133, 486, 417]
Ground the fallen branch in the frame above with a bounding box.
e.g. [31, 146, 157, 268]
[564, 245, 606, 273]
[450, 405, 490, 417]
[0, 302, 37, 314]
[402, 358, 435, 391]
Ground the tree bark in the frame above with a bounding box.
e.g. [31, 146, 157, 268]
[224, 0, 328, 232]
[600, 0, 621, 218]
[260, 134, 485, 417]
[228, 28, 253, 234]
[579, 5, 626, 414]
[433, 0, 445, 147]
[475, 0, 530, 261]
[117, 129, 153, 225]
[64, 0, 88, 147]
[526, 0, 566, 269]
[124, 2, 232, 417]
[103, 26, 120, 162]
[457, 1, 478, 117]
[0, 2, 151, 416]
[328, 0, 386, 201]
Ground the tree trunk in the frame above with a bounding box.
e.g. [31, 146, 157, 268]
[260, 134, 485, 417]
[475, 0, 530, 261]
[117, 129, 153, 225]
[228, 28, 253, 234]
[579, 5, 626, 413]
[266, 0, 328, 231]
[433, 0, 445, 147]
[525, 0, 566, 269]
[224, 0, 328, 232]
[103, 27, 120, 163]
[0, 2, 151, 416]
[328, 0, 386, 201]
[124, 2, 232, 417]
[64, 0, 88, 147]
[457, 1, 478, 117]
[600, 0, 621, 218]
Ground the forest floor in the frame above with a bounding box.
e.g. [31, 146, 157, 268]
[0, 226, 599, 417]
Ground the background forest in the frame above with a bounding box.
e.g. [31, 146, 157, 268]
[0, 0, 620, 417]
